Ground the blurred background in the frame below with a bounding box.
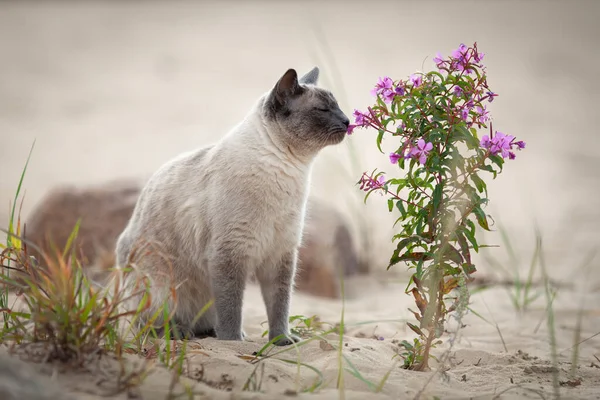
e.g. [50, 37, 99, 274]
[1, 0, 599, 287]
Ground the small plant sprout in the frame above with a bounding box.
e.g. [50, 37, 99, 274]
[349, 42, 526, 370]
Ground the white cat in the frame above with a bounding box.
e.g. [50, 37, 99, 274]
[115, 67, 349, 345]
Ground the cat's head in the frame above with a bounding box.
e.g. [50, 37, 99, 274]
[264, 67, 350, 152]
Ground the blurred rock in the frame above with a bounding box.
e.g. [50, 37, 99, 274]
[297, 199, 362, 298]
[24, 181, 363, 298]
[24, 180, 140, 283]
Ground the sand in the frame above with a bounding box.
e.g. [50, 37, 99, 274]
[1, 0, 599, 399]
[3, 280, 600, 399]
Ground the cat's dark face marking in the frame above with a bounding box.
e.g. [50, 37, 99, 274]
[265, 68, 350, 151]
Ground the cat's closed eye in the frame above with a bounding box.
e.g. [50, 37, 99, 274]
[314, 107, 330, 112]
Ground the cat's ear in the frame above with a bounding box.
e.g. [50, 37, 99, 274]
[273, 68, 302, 105]
[299, 67, 319, 85]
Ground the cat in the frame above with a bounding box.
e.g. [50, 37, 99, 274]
[115, 67, 350, 345]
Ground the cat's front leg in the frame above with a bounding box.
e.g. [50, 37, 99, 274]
[257, 250, 301, 346]
[209, 250, 248, 341]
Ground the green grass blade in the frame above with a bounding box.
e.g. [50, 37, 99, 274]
[63, 219, 82, 261]
[342, 354, 376, 392]
[9, 140, 36, 242]
[277, 358, 325, 393]
[537, 230, 560, 399]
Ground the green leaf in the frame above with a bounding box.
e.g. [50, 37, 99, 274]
[389, 236, 424, 267]
[402, 252, 433, 263]
[363, 188, 376, 204]
[399, 340, 414, 350]
[387, 198, 394, 212]
[376, 129, 385, 153]
[415, 216, 424, 235]
[466, 218, 476, 233]
[471, 173, 486, 195]
[463, 227, 479, 252]
[407, 322, 425, 337]
[442, 245, 464, 265]
[428, 128, 444, 143]
[454, 124, 480, 149]
[442, 263, 462, 276]
[455, 230, 472, 264]
[389, 251, 433, 269]
[489, 154, 504, 171]
[480, 163, 497, 177]
[386, 178, 407, 188]
[462, 263, 477, 275]
[473, 206, 491, 231]
[396, 200, 406, 217]
[426, 70, 445, 84]
[432, 183, 443, 213]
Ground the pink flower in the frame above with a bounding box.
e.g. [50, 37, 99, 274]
[382, 89, 396, 103]
[491, 132, 513, 157]
[460, 108, 469, 121]
[453, 86, 463, 97]
[370, 76, 399, 104]
[353, 109, 369, 126]
[410, 74, 423, 88]
[371, 76, 393, 97]
[359, 173, 386, 192]
[408, 139, 433, 165]
[451, 43, 468, 60]
[389, 152, 402, 164]
[347, 124, 357, 135]
[433, 52, 444, 69]
[480, 135, 491, 149]
[480, 131, 525, 160]
[450, 43, 474, 74]
[474, 105, 490, 123]
[484, 91, 498, 102]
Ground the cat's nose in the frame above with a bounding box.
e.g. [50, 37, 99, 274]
[342, 117, 350, 128]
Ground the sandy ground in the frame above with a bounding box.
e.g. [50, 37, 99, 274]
[3, 281, 600, 399]
[1, 0, 600, 399]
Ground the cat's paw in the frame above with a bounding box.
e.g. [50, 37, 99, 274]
[216, 329, 245, 341]
[272, 333, 301, 346]
[192, 327, 217, 339]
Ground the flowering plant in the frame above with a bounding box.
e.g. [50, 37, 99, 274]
[350, 43, 525, 370]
